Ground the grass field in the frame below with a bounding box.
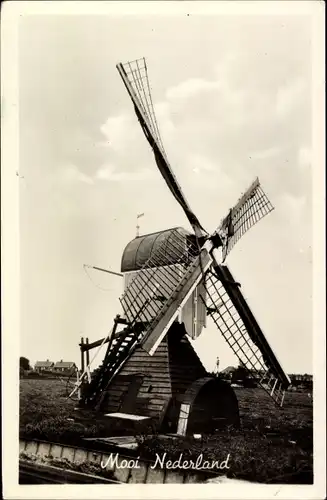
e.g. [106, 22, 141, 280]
[20, 378, 313, 484]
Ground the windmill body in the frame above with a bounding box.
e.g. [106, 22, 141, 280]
[74, 58, 291, 436]
[121, 227, 207, 340]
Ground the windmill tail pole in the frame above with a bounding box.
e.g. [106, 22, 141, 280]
[84, 264, 123, 278]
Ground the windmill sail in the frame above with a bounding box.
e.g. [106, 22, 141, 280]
[205, 264, 290, 406]
[116, 58, 206, 238]
[217, 178, 274, 260]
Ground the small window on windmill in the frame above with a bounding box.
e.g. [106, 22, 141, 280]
[147, 384, 153, 393]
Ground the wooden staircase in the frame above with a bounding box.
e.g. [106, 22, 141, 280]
[81, 323, 146, 409]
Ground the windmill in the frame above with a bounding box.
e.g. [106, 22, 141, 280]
[73, 58, 290, 436]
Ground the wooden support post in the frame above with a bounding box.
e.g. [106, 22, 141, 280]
[103, 315, 120, 359]
[80, 337, 85, 373]
[86, 338, 90, 366]
[76, 370, 81, 400]
[280, 390, 286, 407]
[270, 378, 278, 396]
[177, 403, 190, 436]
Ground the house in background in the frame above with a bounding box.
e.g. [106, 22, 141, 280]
[289, 373, 313, 390]
[53, 360, 77, 374]
[34, 360, 54, 372]
[220, 366, 237, 380]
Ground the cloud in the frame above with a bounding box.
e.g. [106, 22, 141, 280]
[100, 114, 134, 153]
[280, 193, 307, 227]
[59, 164, 94, 185]
[298, 146, 311, 168]
[96, 164, 156, 182]
[99, 111, 156, 176]
[165, 78, 221, 102]
[276, 77, 308, 119]
[250, 147, 281, 160]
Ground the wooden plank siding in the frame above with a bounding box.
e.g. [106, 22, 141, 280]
[102, 336, 172, 420]
[102, 322, 209, 427]
[168, 326, 207, 399]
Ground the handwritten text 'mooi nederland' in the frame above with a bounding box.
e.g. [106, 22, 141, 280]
[101, 453, 230, 471]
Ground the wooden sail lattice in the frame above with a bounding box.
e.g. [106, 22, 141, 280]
[205, 266, 289, 406]
[119, 58, 166, 156]
[218, 178, 274, 260]
[117, 58, 207, 237]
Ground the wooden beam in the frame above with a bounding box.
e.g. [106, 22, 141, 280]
[80, 337, 85, 372]
[79, 332, 120, 352]
[86, 338, 90, 365]
[79, 318, 130, 352]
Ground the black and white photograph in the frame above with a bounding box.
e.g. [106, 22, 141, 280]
[1, 1, 325, 498]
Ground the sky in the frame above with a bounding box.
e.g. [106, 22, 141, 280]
[18, 10, 314, 374]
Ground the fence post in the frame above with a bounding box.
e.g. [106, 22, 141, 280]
[86, 338, 90, 366]
[80, 337, 85, 373]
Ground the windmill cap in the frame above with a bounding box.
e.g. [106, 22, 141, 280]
[121, 226, 193, 273]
